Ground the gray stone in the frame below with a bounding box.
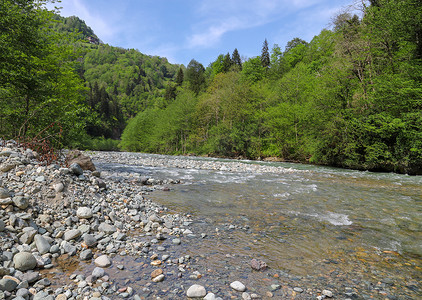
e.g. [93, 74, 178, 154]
[0, 163, 16, 172]
[19, 271, 40, 284]
[13, 252, 37, 271]
[34, 176, 45, 182]
[63, 229, 81, 241]
[62, 242, 77, 256]
[0, 188, 10, 199]
[33, 291, 54, 300]
[0, 277, 18, 292]
[95, 178, 107, 189]
[12, 196, 29, 209]
[69, 163, 83, 176]
[98, 223, 116, 234]
[83, 234, 98, 247]
[79, 249, 93, 261]
[34, 234, 51, 255]
[19, 228, 37, 245]
[49, 244, 60, 254]
[230, 281, 246, 292]
[77, 207, 93, 219]
[0, 198, 12, 206]
[94, 255, 111, 268]
[92, 267, 105, 278]
[0, 219, 4, 232]
[0, 150, 12, 157]
[16, 288, 29, 297]
[186, 284, 206, 298]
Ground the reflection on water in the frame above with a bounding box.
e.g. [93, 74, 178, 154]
[97, 155, 422, 297]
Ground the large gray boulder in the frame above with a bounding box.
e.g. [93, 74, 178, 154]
[13, 252, 37, 271]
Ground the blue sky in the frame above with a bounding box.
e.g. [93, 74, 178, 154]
[50, 0, 358, 66]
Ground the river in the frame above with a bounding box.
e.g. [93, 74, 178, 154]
[94, 152, 422, 299]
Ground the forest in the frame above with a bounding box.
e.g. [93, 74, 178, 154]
[1, 0, 422, 174]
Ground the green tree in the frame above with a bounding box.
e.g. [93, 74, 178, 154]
[241, 57, 265, 82]
[175, 66, 184, 86]
[0, 0, 87, 144]
[222, 52, 233, 72]
[185, 59, 206, 95]
[261, 39, 270, 68]
[232, 48, 242, 70]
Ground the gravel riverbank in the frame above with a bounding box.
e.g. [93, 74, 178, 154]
[0, 143, 344, 299]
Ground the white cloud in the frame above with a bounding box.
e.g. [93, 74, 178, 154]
[185, 0, 324, 50]
[187, 18, 243, 48]
[54, 0, 117, 41]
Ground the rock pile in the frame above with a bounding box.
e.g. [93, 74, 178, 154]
[0, 140, 335, 299]
[0, 141, 204, 299]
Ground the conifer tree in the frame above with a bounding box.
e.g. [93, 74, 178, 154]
[222, 52, 233, 72]
[261, 39, 270, 68]
[232, 48, 242, 70]
[175, 67, 184, 86]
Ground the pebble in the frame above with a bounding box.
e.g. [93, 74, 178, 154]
[63, 229, 81, 241]
[322, 290, 333, 297]
[76, 207, 93, 219]
[13, 252, 37, 271]
[230, 281, 246, 292]
[94, 255, 112, 268]
[34, 234, 51, 255]
[186, 284, 206, 298]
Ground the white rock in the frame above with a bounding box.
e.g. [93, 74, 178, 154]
[186, 284, 206, 298]
[242, 292, 252, 300]
[204, 293, 216, 300]
[230, 281, 246, 292]
[322, 290, 333, 298]
[53, 182, 64, 193]
[76, 207, 93, 219]
[94, 255, 112, 268]
[152, 274, 165, 282]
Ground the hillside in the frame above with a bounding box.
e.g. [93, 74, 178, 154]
[53, 15, 180, 140]
[2, 1, 421, 174]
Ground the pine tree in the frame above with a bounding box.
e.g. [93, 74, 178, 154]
[261, 39, 270, 68]
[175, 67, 184, 86]
[222, 52, 233, 72]
[232, 48, 242, 70]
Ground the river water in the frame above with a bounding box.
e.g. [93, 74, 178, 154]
[95, 153, 422, 299]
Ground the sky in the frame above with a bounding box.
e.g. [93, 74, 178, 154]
[49, 0, 358, 66]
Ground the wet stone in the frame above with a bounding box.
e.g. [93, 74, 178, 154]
[94, 255, 112, 268]
[187, 284, 206, 298]
[231, 281, 246, 292]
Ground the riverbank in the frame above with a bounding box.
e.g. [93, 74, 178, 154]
[0, 142, 327, 299]
[1, 143, 419, 299]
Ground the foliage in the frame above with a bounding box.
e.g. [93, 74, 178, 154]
[120, 0, 422, 174]
[3, 1, 422, 174]
[0, 0, 87, 146]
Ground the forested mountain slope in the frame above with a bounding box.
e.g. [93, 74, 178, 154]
[1, 0, 421, 174]
[120, 0, 422, 174]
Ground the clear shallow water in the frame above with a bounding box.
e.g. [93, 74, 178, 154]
[97, 154, 422, 297]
